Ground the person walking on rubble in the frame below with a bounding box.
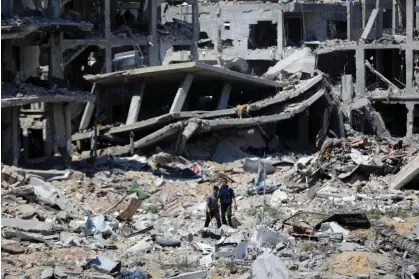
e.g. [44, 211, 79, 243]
[218, 182, 237, 228]
[204, 186, 222, 228]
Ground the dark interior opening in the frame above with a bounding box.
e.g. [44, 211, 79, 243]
[28, 129, 44, 159]
[327, 20, 347, 40]
[372, 102, 407, 137]
[221, 39, 234, 48]
[414, 104, 419, 135]
[247, 60, 278, 76]
[248, 21, 277, 50]
[284, 15, 303, 46]
[317, 51, 356, 83]
[138, 82, 185, 120]
[383, 9, 392, 29]
[65, 46, 102, 91]
[198, 32, 214, 49]
[403, 176, 419, 190]
[173, 45, 192, 51]
[365, 49, 405, 90]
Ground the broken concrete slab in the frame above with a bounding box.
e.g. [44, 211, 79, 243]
[41, 267, 54, 279]
[390, 153, 419, 189]
[1, 218, 56, 234]
[16, 168, 70, 181]
[29, 176, 86, 216]
[263, 47, 315, 80]
[252, 252, 289, 279]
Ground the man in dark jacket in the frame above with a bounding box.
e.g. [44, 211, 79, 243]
[204, 186, 221, 228]
[218, 183, 237, 227]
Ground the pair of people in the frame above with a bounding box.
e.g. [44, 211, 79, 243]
[204, 183, 237, 228]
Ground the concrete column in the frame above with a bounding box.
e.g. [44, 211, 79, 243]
[52, 103, 66, 154]
[406, 103, 415, 137]
[341, 75, 354, 102]
[51, 0, 61, 19]
[362, 0, 367, 28]
[191, 0, 199, 61]
[215, 6, 222, 65]
[11, 106, 20, 166]
[49, 33, 64, 87]
[407, 0, 414, 43]
[355, 48, 365, 95]
[148, 0, 159, 66]
[79, 84, 96, 131]
[170, 73, 194, 113]
[64, 103, 72, 159]
[416, 0, 419, 31]
[375, 0, 383, 39]
[347, 1, 352, 40]
[104, 0, 111, 38]
[43, 117, 53, 157]
[277, 9, 285, 55]
[406, 49, 414, 93]
[392, 0, 398, 35]
[105, 47, 112, 73]
[22, 128, 29, 163]
[297, 110, 309, 147]
[126, 82, 146, 125]
[217, 83, 232, 110]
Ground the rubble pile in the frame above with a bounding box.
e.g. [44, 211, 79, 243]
[2, 135, 419, 279]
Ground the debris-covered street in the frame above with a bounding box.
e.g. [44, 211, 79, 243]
[2, 134, 419, 278]
[2, 0, 419, 278]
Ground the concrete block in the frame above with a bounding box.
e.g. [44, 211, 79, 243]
[41, 267, 54, 279]
[1, 218, 53, 234]
[341, 75, 354, 102]
[390, 153, 419, 189]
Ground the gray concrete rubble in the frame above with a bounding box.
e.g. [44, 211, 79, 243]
[2, 0, 419, 278]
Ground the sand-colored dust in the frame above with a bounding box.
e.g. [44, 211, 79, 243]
[329, 252, 390, 276]
[384, 217, 419, 235]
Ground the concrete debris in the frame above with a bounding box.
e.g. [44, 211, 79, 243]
[263, 47, 315, 80]
[84, 215, 118, 237]
[390, 153, 419, 190]
[1, 217, 55, 234]
[252, 252, 289, 279]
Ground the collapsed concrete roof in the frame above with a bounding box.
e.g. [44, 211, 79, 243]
[72, 74, 324, 142]
[79, 86, 328, 158]
[83, 62, 286, 88]
[1, 83, 95, 108]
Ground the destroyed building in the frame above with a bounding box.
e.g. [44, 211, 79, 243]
[2, 0, 419, 164]
[1, 0, 200, 166]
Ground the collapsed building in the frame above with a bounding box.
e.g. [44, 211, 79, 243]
[2, 0, 419, 164]
[2, 1, 419, 279]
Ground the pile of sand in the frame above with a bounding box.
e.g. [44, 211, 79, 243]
[329, 252, 390, 276]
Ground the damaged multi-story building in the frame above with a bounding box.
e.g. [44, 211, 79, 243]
[2, 0, 419, 166]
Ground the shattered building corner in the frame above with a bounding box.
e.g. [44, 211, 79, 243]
[1, 0, 419, 278]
